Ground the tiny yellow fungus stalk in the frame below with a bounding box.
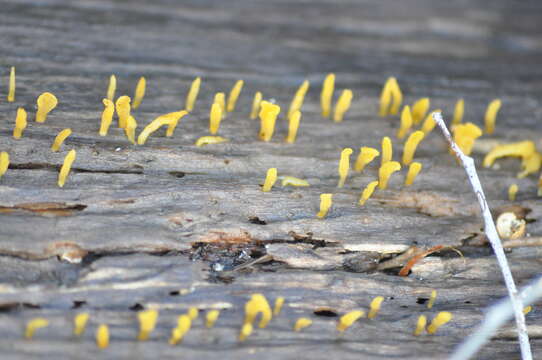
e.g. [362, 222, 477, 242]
[244, 294, 273, 328]
[452, 122, 482, 156]
[137, 309, 159, 341]
[125, 115, 137, 145]
[280, 176, 309, 187]
[239, 323, 253, 342]
[206, 310, 220, 328]
[8, 66, 15, 102]
[337, 148, 353, 188]
[288, 80, 309, 119]
[96, 324, 109, 349]
[169, 315, 191, 345]
[523, 306, 532, 315]
[164, 110, 188, 137]
[51, 128, 72, 152]
[337, 310, 365, 332]
[354, 147, 379, 172]
[36, 92, 58, 123]
[106, 75, 116, 101]
[317, 193, 333, 219]
[402, 130, 425, 166]
[411, 98, 430, 125]
[421, 110, 441, 134]
[262, 168, 278, 192]
[320, 73, 335, 118]
[137, 116, 173, 145]
[519, 152, 542, 179]
[187, 307, 199, 321]
[427, 311, 452, 334]
[73, 313, 89, 336]
[195, 136, 228, 147]
[214, 92, 226, 112]
[484, 99, 501, 135]
[333, 89, 353, 122]
[209, 103, 223, 135]
[227, 80, 244, 112]
[24, 318, 49, 339]
[132, 76, 146, 109]
[359, 180, 378, 206]
[378, 161, 401, 190]
[0, 152, 9, 178]
[13, 107, 27, 139]
[413, 315, 427, 336]
[185, 77, 201, 112]
[273, 297, 285, 316]
[508, 184, 518, 201]
[368, 296, 384, 319]
[453, 99, 464, 125]
[259, 101, 280, 142]
[389, 78, 403, 115]
[58, 149, 76, 188]
[285, 110, 301, 144]
[115, 95, 131, 129]
[427, 290, 437, 309]
[483, 141, 540, 178]
[379, 78, 393, 117]
[250, 91, 263, 120]
[404, 162, 422, 187]
[294, 318, 312, 332]
[397, 105, 413, 139]
[381, 136, 392, 165]
[99, 99, 115, 136]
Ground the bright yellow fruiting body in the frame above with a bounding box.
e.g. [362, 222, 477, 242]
[132, 76, 146, 109]
[214, 92, 226, 112]
[137, 116, 174, 145]
[137, 309, 158, 341]
[452, 122, 482, 156]
[8, 66, 15, 102]
[288, 80, 309, 119]
[24, 318, 49, 339]
[164, 110, 188, 137]
[523, 306, 532, 315]
[453, 99, 464, 125]
[508, 184, 518, 201]
[185, 77, 201, 112]
[404, 162, 422, 187]
[368, 296, 384, 319]
[413, 315, 427, 336]
[51, 128, 72, 152]
[285, 110, 301, 144]
[427, 311, 452, 334]
[58, 150, 76, 187]
[389, 78, 402, 115]
[397, 105, 413, 139]
[195, 136, 228, 147]
[244, 294, 272, 328]
[294, 318, 312, 332]
[411, 98, 430, 125]
[321, 73, 335, 118]
[338, 148, 353, 188]
[227, 80, 244, 112]
[402, 130, 425, 166]
[239, 322, 253, 342]
[96, 324, 109, 349]
[0, 152, 9, 178]
[378, 161, 401, 190]
[280, 176, 309, 187]
[359, 180, 379, 206]
[99, 99, 115, 136]
[337, 310, 365, 332]
[250, 92, 263, 120]
[483, 141, 536, 169]
[107, 75, 116, 101]
[421, 110, 441, 134]
[262, 168, 278, 192]
[427, 290, 437, 309]
[259, 101, 280, 142]
[169, 315, 191, 345]
[519, 152, 542, 178]
[379, 78, 393, 117]
[206, 310, 220, 328]
[273, 297, 285, 316]
[36, 92, 58, 123]
[125, 115, 137, 145]
[317, 193, 333, 219]
[13, 107, 27, 139]
[333, 89, 353, 122]
[115, 95, 131, 129]
[74, 313, 89, 336]
[209, 103, 223, 135]
[355, 147, 379, 172]
[381, 137, 392, 165]
[484, 99, 501, 135]
[187, 307, 198, 321]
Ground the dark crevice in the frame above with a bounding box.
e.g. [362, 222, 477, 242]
[72, 300, 87, 309]
[0, 302, 41, 313]
[129, 303, 144, 311]
[8, 162, 143, 174]
[313, 308, 338, 317]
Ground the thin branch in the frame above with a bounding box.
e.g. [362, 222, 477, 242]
[431, 112, 532, 360]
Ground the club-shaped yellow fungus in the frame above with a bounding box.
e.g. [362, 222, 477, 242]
[368, 296, 384, 319]
[397, 105, 413, 139]
[421, 109, 441, 134]
[227, 80, 244, 112]
[125, 115, 137, 145]
[427, 311, 452, 334]
[250, 91, 263, 120]
[185, 77, 201, 112]
[316, 193, 333, 219]
[115, 95, 131, 129]
[321, 73, 335, 118]
[333, 89, 353, 123]
[0, 152, 9, 178]
[137, 116, 173, 145]
[402, 130, 425, 166]
[389, 78, 403, 115]
[337, 148, 353, 188]
[132, 76, 146, 109]
[452, 99, 464, 125]
[427, 290, 437, 309]
[354, 147, 379, 172]
[206, 310, 220, 329]
[209, 103, 223, 135]
[239, 322, 253, 342]
[195, 136, 228, 147]
[379, 78, 393, 117]
[259, 101, 280, 142]
[359, 180, 379, 206]
[73, 313, 89, 336]
[13, 107, 27, 139]
[187, 307, 199, 321]
[452, 122, 482, 156]
[99, 99, 115, 136]
[285, 110, 301, 144]
[519, 152, 542, 178]
[107, 75, 116, 101]
[24, 318, 49, 339]
[404, 162, 422, 187]
[288, 80, 309, 119]
[273, 297, 285, 316]
[294, 318, 312, 332]
[484, 99, 501, 135]
[413, 315, 427, 336]
[214, 92, 226, 112]
[36, 92, 58, 123]
[51, 128, 72, 152]
[482, 141, 540, 178]
[244, 294, 273, 328]
[169, 315, 191, 345]
[58, 149, 76, 188]
[137, 309, 159, 341]
[523, 306, 532, 315]
[381, 136, 392, 165]
[508, 184, 518, 201]
[262, 168, 278, 192]
[280, 176, 309, 187]
[411, 98, 430, 125]
[337, 310, 365, 332]
[8, 66, 15, 102]
[96, 324, 109, 349]
[378, 161, 401, 190]
[164, 110, 188, 137]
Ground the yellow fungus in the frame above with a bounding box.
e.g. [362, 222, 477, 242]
[187, 307, 199, 321]
[137, 115, 175, 145]
[250, 91, 263, 120]
[244, 294, 272, 328]
[132, 76, 146, 109]
[58, 149, 76, 188]
[280, 176, 309, 187]
[337, 310, 365, 332]
[214, 92, 226, 112]
[195, 136, 228, 147]
[519, 152, 542, 178]
[321, 73, 335, 118]
[262, 168, 277, 192]
[169, 315, 191, 345]
[36, 92, 58, 123]
[164, 110, 188, 137]
[239, 322, 253, 342]
[185, 77, 201, 112]
[338, 148, 353, 188]
[411, 98, 430, 125]
[368, 296, 384, 319]
[209, 103, 223, 135]
[316, 193, 333, 219]
[288, 80, 309, 119]
[389, 78, 403, 115]
[359, 180, 379, 206]
[51, 128, 72, 152]
[508, 184, 518, 201]
[206, 310, 220, 328]
[125, 115, 137, 145]
[421, 109, 441, 134]
[99, 99, 115, 136]
[285, 110, 301, 144]
[137, 309, 158, 341]
[413, 315, 427, 336]
[402, 130, 425, 166]
[13, 107, 27, 139]
[8, 66, 15, 102]
[227, 80, 244, 112]
[354, 147, 379, 172]
[333, 89, 353, 123]
[273, 297, 284, 316]
[453, 99, 464, 125]
[294, 318, 312, 332]
[381, 136, 392, 165]
[106, 75, 116, 101]
[259, 101, 280, 142]
[397, 105, 413, 139]
[483, 141, 536, 168]
[523, 306, 532, 315]
[452, 122, 482, 156]
[115, 95, 131, 129]
[24, 318, 48, 339]
[96, 324, 109, 349]
[379, 78, 393, 117]
[404, 162, 422, 187]
[427, 290, 437, 309]
[427, 311, 452, 334]
[484, 99, 501, 135]
[378, 161, 401, 190]
[0, 152, 9, 178]
[73, 313, 89, 336]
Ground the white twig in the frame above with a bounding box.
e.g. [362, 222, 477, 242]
[431, 112, 532, 360]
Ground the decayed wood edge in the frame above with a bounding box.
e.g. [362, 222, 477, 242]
[431, 112, 532, 360]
